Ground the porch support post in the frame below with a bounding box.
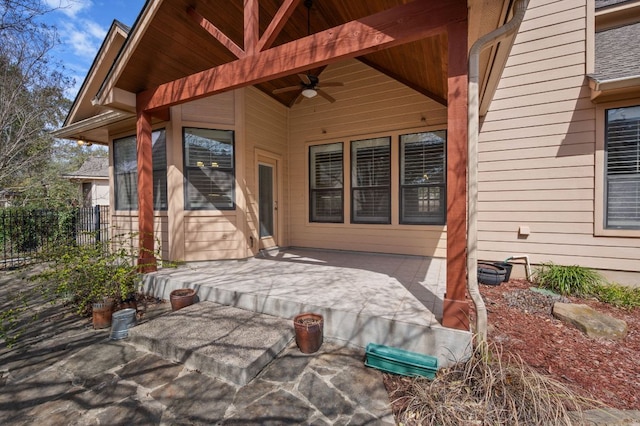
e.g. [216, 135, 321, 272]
[136, 108, 156, 272]
[442, 17, 469, 331]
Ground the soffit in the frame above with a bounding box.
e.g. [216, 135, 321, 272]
[112, 0, 511, 108]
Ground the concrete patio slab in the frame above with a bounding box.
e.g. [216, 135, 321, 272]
[127, 301, 295, 386]
[142, 248, 472, 367]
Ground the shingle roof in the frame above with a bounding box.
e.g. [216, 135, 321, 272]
[64, 157, 109, 179]
[592, 21, 640, 81]
[595, 0, 634, 9]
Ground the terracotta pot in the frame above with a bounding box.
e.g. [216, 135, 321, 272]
[92, 300, 114, 329]
[294, 313, 323, 354]
[170, 288, 197, 311]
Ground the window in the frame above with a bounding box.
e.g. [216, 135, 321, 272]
[351, 137, 391, 223]
[400, 131, 446, 224]
[309, 143, 343, 222]
[605, 105, 640, 229]
[113, 130, 167, 211]
[113, 135, 137, 210]
[183, 128, 235, 210]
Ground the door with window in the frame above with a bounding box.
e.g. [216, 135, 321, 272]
[258, 157, 279, 250]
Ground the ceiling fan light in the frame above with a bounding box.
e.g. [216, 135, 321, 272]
[301, 88, 317, 98]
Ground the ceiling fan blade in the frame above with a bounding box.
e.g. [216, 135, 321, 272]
[317, 82, 344, 87]
[316, 89, 336, 103]
[294, 93, 305, 104]
[273, 86, 301, 94]
[298, 73, 312, 85]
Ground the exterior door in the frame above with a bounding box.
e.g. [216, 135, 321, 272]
[258, 160, 278, 250]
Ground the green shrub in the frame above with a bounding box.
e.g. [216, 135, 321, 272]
[591, 282, 640, 309]
[31, 233, 145, 316]
[533, 262, 605, 297]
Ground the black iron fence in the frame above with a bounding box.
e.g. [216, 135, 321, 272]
[0, 205, 110, 270]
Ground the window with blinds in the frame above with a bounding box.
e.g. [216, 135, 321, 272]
[400, 131, 446, 224]
[183, 127, 235, 210]
[309, 143, 343, 222]
[351, 137, 391, 223]
[605, 105, 640, 229]
[113, 129, 167, 211]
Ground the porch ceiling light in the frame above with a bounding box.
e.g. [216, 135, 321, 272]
[301, 88, 317, 98]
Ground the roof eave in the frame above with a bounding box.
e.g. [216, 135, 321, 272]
[588, 75, 640, 102]
[51, 110, 134, 144]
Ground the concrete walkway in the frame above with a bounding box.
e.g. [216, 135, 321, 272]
[0, 270, 395, 425]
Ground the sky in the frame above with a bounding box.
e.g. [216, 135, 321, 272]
[40, 0, 146, 97]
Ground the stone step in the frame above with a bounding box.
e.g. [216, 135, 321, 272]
[127, 301, 295, 386]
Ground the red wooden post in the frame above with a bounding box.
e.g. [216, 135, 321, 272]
[443, 18, 470, 331]
[136, 107, 157, 272]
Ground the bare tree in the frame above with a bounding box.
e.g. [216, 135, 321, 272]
[0, 0, 72, 195]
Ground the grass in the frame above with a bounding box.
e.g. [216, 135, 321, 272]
[532, 262, 640, 309]
[391, 343, 595, 426]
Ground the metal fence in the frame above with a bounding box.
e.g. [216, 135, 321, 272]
[0, 205, 110, 270]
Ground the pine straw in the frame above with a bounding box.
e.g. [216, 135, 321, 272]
[390, 343, 599, 425]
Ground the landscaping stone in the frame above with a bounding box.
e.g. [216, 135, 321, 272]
[552, 302, 628, 339]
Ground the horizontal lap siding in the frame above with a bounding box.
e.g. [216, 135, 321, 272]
[478, 0, 640, 272]
[184, 214, 243, 260]
[288, 60, 447, 256]
[111, 214, 168, 260]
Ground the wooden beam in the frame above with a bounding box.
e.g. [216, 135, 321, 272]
[256, 0, 301, 52]
[136, 107, 157, 273]
[244, 0, 259, 55]
[142, 0, 467, 112]
[443, 19, 469, 331]
[187, 7, 245, 59]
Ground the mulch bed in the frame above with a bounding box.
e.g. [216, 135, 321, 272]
[384, 279, 640, 415]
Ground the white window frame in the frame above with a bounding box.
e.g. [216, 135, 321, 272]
[595, 100, 640, 237]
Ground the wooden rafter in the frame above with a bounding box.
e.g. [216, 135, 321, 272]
[256, 0, 301, 52]
[244, 0, 259, 55]
[187, 7, 245, 59]
[141, 0, 467, 112]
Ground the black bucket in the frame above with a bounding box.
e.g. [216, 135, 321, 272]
[493, 262, 513, 282]
[478, 262, 506, 285]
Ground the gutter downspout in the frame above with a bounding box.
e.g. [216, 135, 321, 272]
[468, 0, 528, 347]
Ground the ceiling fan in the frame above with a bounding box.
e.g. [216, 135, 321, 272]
[272, 0, 344, 104]
[273, 73, 344, 104]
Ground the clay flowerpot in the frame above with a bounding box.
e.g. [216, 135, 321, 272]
[170, 288, 197, 311]
[294, 313, 324, 354]
[92, 299, 114, 329]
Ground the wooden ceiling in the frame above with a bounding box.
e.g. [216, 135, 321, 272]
[114, 0, 507, 108]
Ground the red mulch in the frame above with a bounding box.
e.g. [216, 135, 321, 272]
[475, 279, 640, 410]
[384, 279, 640, 413]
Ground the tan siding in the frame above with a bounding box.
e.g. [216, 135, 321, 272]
[180, 92, 235, 124]
[288, 59, 448, 256]
[478, 0, 640, 273]
[111, 213, 168, 260]
[183, 214, 243, 260]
